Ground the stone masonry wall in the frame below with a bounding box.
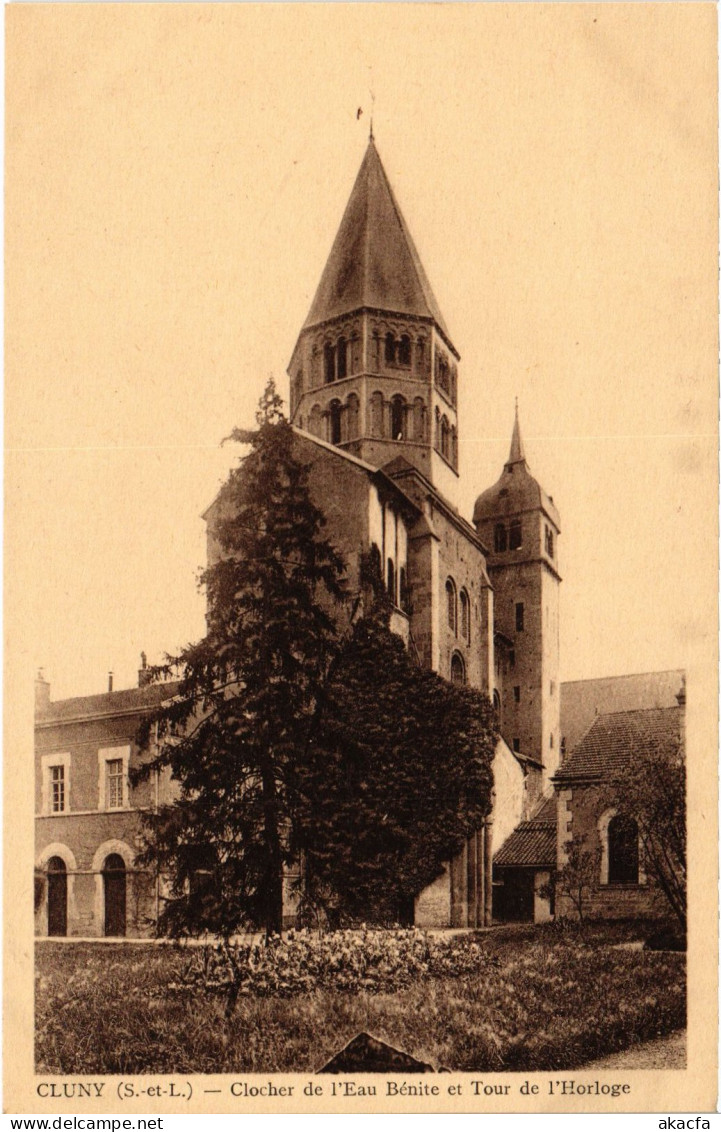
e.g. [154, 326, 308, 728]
[554, 782, 667, 921]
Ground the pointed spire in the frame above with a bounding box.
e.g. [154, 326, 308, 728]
[302, 139, 453, 346]
[506, 400, 527, 468]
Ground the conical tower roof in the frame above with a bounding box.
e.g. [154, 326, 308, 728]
[302, 138, 454, 350]
[506, 400, 526, 468]
[473, 406, 560, 530]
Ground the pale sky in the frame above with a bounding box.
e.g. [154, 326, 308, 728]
[6, 4, 717, 701]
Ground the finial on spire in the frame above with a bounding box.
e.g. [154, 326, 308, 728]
[369, 89, 375, 141]
[507, 400, 526, 466]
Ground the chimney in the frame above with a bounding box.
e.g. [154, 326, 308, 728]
[138, 651, 152, 687]
[35, 669, 51, 715]
[676, 674, 686, 752]
[675, 674, 686, 708]
[108, 671, 114, 693]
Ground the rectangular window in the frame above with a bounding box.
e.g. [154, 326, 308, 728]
[106, 759, 124, 809]
[42, 753, 71, 815]
[513, 738, 520, 753]
[509, 520, 522, 550]
[513, 685, 521, 703]
[515, 602, 524, 632]
[51, 765, 65, 813]
[98, 745, 131, 811]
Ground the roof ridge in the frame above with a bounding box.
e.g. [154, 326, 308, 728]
[293, 425, 379, 474]
[561, 668, 684, 687]
[362, 146, 372, 312]
[377, 149, 445, 335]
[593, 704, 680, 720]
[516, 819, 557, 828]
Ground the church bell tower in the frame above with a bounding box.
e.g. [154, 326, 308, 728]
[288, 137, 461, 505]
[473, 408, 561, 792]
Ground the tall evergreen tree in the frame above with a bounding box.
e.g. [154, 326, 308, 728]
[133, 380, 347, 939]
[295, 593, 498, 925]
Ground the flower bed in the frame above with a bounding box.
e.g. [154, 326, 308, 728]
[35, 928, 686, 1074]
[168, 928, 489, 998]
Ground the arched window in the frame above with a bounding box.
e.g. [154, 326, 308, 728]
[329, 399, 342, 446]
[412, 397, 426, 442]
[324, 342, 336, 384]
[309, 404, 322, 437]
[387, 558, 396, 604]
[460, 590, 470, 643]
[509, 519, 522, 550]
[435, 407, 441, 451]
[494, 524, 507, 553]
[493, 689, 501, 715]
[292, 369, 303, 411]
[450, 653, 466, 685]
[346, 393, 359, 440]
[446, 578, 457, 633]
[337, 337, 347, 379]
[47, 856, 67, 937]
[416, 338, 426, 373]
[385, 333, 395, 364]
[103, 853, 126, 937]
[437, 354, 450, 396]
[368, 542, 382, 585]
[545, 525, 554, 557]
[369, 332, 380, 370]
[350, 333, 360, 375]
[450, 425, 458, 468]
[311, 345, 320, 385]
[398, 334, 411, 366]
[399, 566, 409, 613]
[391, 395, 406, 440]
[440, 416, 450, 461]
[371, 392, 384, 437]
[608, 815, 640, 885]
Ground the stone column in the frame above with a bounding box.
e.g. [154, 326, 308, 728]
[483, 821, 494, 926]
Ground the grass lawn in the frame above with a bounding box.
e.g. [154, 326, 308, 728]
[36, 922, 685, 1074]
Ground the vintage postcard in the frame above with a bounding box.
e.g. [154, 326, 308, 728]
[4, 2, 718, 1116]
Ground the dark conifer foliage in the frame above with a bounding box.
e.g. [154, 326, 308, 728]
[295, 602, 498, 926]
[132, 379, 347, 939]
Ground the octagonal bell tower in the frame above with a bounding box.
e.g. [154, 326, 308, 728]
[288, 137, 461, 506]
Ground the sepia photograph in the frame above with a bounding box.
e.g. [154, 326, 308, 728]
[5, 2, 717, 1114]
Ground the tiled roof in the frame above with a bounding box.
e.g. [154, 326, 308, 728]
[494, 792, 557, 868]
[560, 669, 684, 755]
[37, 681, 180, 725]
[555, 705, 683, 781]
[529, 793, 557, 822]
[494, 821, 557, 868]
[301, 139, 454, 349]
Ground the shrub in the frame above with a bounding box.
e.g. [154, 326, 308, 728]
[644, 929, 686, 952]
[166, 928, 491, 1002]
